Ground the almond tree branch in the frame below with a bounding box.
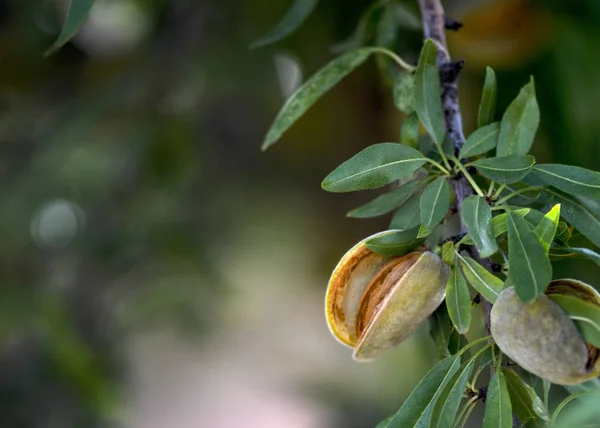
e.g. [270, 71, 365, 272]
[416, 4, 520, 426]
[417, 0, 494, 343]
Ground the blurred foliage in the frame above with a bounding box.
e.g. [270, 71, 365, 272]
[1, 0, 600, 427]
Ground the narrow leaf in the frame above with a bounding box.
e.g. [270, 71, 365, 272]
[471, 155, 535, 184]
[497, 78, 540, 156]
[417, 224, 431, 238]
[429, 359, 475, 428]
[544, 190, 600, 247]
[375, 415, 393, 428]
[459, 122, 500, 160]
[445, 268, 471, 334]
[502, 368, 550, 424]
[461, 195, 498, 257]
[459, 208, 531, 245]
[550, 247, 600, 267]
[441, 241, 455, 266]
[390, 192, 421, 229]
[365, 227, 425, 256]
[387, 355, 461, 428]
[46, 0, 94, 55]
[533, 203, 561, 252]
[263, 48, 372, 150]
[448, 330, 470, 357]
[458, 255, 504, 303]
[331, 0, 383, 52]
[534, 164, 600, 199]
[478, 67, 497, 127]
[414, 39, 445, 144]
[548, 294, 600, 348]
[400, 112, 419, 149]
[394, 71, 415, 114]
[483, 371, 512, 428]
[251, 0, 318, 48]
[429, 304, 453, 359]
[556, 221, 571, 244]
[506, 212, 552, 302]
[322, 143, 426, 192]
[553, 391, 600, 428]
[347, 181, 420, 218]
[419, 177, 450, 231]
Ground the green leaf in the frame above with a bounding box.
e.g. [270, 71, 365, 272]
[556, 221, 571, 244]
[414, 39, 445, 144]
[322, 143, 426, 192]
[534, 164, 600, 199]
[550, 247, 600, 267]
[429, 359, 475, 428]
[441, 241, 455, 266]
[417, 224, 430, 238]
[394, 71, 415, 114]
[458, 255, 503, 303]
[445, 268, 471, 334]
[483, 371, 512, 428]
[387, 355, 461, 428]
[471, 155, 535, 184]
[390, 192, 421, 229]
[46, 0, 95, 56]
[448, 330, 470, 358]
[478, 67, 497, 127]
[461, 195, 498, 257]
[347, 181, 420, 218]
[262, 48, 372, 150]
[497, 78, 540, 156]
[502, 368, 550, 425]
[548, 294, 600, 348]
[459, 208, 531, 245]
[553, 391, 600, 428]
[250, 0, 318, 48]
[429, 304, 453, 359]
[400, 112, 419, 149]
[544, 190, 600, 247]
[533, 203, 560, 252]
[374, 2, 398, 78]
[419, 177, 450, 231]
[365, 227, 425, 256]
[331, 0, 384, 52]
[375, 415, 393, 428]
[375, 1, 397, 48]
[459, 122, 500, 160]
[523, 209, 546, 228]
[506, 212, 552, 302]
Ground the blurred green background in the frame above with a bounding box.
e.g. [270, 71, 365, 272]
[2, 0, 600, 427]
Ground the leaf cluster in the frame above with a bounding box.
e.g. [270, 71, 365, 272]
[253, 1, 600, 426]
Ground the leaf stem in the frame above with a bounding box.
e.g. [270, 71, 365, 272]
[470, 349, 493, 388]
[370, 47, 416, 71]
[425, 158, 451, 175]
[434, 142, 453, 171]
[494, 186, 545, 206]
[457, 336, 492, 358]
[458, 399, 478, 428]
[454, 395, 479, 428]
[492, 184, 506, 200]
[487, 181, 495, 197]
[450, 157, 485, 197]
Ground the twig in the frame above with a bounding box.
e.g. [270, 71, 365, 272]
[417, 0, 494, 334]
[417, 2, 522, 426]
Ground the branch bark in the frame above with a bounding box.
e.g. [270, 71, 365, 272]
[417, 2, 519, 426]
[417, 0, 494, 334]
